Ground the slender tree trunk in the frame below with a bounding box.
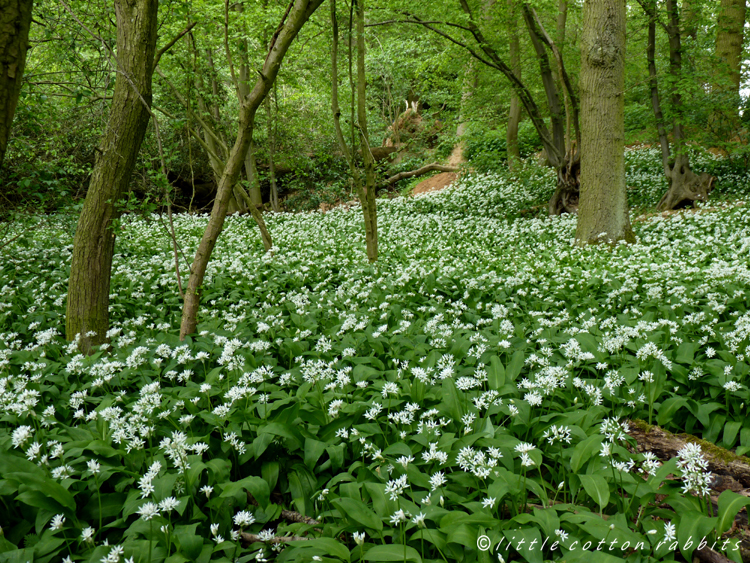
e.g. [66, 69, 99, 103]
[642, 0, 714, 211]
[712, 0, 745, 125]
[180, 0, 324, 339]
[66, 0, 158, 353]
[0, 0, 33, 167]
[238, 27, 263, 208]
[575, 0, 634, 245]
[356, 0, 377, 262]
[267, 87, 279, 212]
[506, 0, 521, 169]
[555, 0, 573, 153]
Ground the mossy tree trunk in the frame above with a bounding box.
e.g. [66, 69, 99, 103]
[575, 0, 634, 245]
[712, 0, 746, 127]
[506, 0, 522, 169]
[0, 0, 32, 167]
[179, 0, 324, 339]
[66, 0, 158, 353]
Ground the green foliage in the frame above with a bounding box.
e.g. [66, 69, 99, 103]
[464, 122, 544, 173]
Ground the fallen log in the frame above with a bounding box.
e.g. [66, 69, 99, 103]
[627, 420, 750, 489]
[380, 163, 458, 188]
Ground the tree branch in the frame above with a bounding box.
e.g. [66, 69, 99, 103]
[154, 22, 197, 68]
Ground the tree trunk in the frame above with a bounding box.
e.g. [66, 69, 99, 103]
[267, 87, 279, 212]
[180, 0, 324, 339]
[575, 0, 634, 245]
[66, 0, 158, 353]
[356, 0, 377, 263]
[0, 0, 32, 167]
[643, 0, 714, 211]
[712, 0, 746, 126]
[506, 0, 521, 169]
[238, 28, 263, 208]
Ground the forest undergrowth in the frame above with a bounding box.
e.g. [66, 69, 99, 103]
[1, 148, 750, 563]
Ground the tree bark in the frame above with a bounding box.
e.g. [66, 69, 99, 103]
[66, 0, 158, 353]
[180, 0, 324, 339]
[267, 86, 279, 212]
[506, 0, 521, 169]
[238, 28, 263, 208]
[712, 0, 746, 125]
[575, 0, 634, 245]
[356, 0, 377, 263]
[0, 0, 32, 167]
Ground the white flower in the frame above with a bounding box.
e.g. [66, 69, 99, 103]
[137, 502, 159, 521]
[514, 442, 535, 454]
[429, 471, 447, 491]
[664, 520, 676, 542]
[158, 497, 180, 513]
[87, 459, 101, 474]
[412, 512, 426, 527]
[353, 531, 366, 545]
[385, 475, 408, 500]
[200, 485, 213, 498]
[81, 526, 95, 543]
[482, 497, 496, 509]
[50, 514, 65, 531]
[234, 510, 255, 527]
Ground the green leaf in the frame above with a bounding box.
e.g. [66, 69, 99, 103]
[677, 511, 716, 561]
[331, 497, 383, 531]
[363, 545, 421, 563]
[304, 439, 327, 469]
[289, 538, 350, 562]
[220, 475, 270, 509]
[487, 356, 505, 390]
[174, 524, 203, 560]
[717, 490, 750, 536]
[579, 474, 610, 510]
[505, 350, 524, 382]
[570, 434, 604, 473]
[657, 396, 687, 426]
[10, 474, 76, 512]
[502, 527, 542, 563]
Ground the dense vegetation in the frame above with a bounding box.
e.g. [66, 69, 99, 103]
[3, 0, 750, 561]
[2, 153, 750, 563]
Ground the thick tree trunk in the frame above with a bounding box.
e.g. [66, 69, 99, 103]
[66, 0, 158, 353]
[506, 0, 521, 169]
[712, 0, 746, 125]
[0, 0, 32, 167]
[575, 0, 634, 245]
[180, 0, 324, 339]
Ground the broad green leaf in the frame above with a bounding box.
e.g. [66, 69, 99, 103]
[331, 497, 383, 531]
[363, 544, 421, 563]
[717, 490, 750, 535]
[578, 474, 610, 510]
